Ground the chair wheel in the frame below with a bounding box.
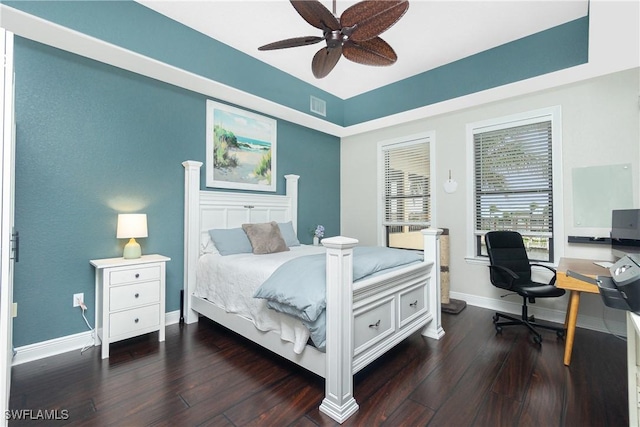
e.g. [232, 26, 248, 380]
[557, 330, 565, 339]
[528, 315, 535, 322]
[492, 314, 499, 323]
[495, 325, 502, 334]
[533, 334, 542, 344]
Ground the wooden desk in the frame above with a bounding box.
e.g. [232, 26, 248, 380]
[556, 257, 611, 366]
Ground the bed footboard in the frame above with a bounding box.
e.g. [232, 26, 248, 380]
[319, 230, 443, 423]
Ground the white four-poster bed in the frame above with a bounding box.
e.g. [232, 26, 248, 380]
[182, 160, 444, 423]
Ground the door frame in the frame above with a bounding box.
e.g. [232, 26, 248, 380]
[0, 28, 16, 426]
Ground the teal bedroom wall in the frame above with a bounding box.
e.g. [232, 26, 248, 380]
[343, 16, 590, 126]
[3, 0, 346, 126]
[5, 0, 589, 347]
[3, 1, 589, 126]
[12, 37, 340, 347]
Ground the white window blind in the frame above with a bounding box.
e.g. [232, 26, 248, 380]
[474, 120, 553, 237]
[383, 140, 430, 227]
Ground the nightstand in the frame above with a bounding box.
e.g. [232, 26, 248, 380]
[90, 254, 170, 359]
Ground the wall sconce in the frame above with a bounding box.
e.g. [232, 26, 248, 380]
[443, 170, 458, 194]
[116, 213, 148, 259]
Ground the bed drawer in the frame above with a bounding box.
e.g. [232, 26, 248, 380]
[109, 304, 160, 338]
[110, 265, 160, 285]
[354, 296, 395, 355]
[109, 281, 160, 311]
[399, 283, 427, 328]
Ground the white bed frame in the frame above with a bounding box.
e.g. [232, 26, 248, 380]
[182, 160, 444, 423]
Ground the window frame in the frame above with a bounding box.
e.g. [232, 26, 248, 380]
[377, 131, 436, 248]
[465, 106, 564, 264]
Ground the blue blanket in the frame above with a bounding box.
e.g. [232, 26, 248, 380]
[253, 246, 423, 350]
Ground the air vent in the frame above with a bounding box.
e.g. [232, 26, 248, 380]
[310, 96, 326, 117]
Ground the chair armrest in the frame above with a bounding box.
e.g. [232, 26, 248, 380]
[530, 263, 557, 286]
[488, 265, 519, 289]
[530, 263, 556, 273]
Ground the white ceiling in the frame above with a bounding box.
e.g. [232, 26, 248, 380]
[137, 0, 589, 99]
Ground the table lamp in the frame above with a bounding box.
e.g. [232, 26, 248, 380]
[116, 213, 148, 259]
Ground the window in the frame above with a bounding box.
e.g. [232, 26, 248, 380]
[379, 134, 433, 250]
[468, 107, 562, 263]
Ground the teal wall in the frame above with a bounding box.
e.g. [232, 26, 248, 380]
[3, 0, 345, 125]
[3, 1, 589, 126]
[343, 16, 590, 125]
[12, 37, 340, 347]
[4, 1, 590, 346]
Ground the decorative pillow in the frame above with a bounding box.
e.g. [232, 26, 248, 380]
[208, 228, 253, 256]
[242, 221, 290, 255]
[278, 221, 300, 247]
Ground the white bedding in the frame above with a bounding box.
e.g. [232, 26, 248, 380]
[195, 245, 326, 354]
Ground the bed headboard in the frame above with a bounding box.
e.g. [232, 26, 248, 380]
[182, 161, 299, 319]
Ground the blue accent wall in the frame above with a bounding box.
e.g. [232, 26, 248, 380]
[4, 0, 346, 125]
[5, 0, 589, 346]
[12, 37, 340, 346]
[343, 17, 590, 125]
[4, 1, 589, 126]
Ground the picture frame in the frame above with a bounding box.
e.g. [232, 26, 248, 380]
[206, 100, 277, 192]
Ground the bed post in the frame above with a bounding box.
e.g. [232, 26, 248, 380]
[319, 236, 360, 423]
[421, 228, 445, 339]
[182, 160, 202, 324]
[284, 174, 299, 232]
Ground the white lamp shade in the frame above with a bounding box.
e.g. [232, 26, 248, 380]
[116, 214, 148, 239]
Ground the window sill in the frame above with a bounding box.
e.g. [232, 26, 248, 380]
[464, 255, 557, 269]
[465, 256, 489, 266]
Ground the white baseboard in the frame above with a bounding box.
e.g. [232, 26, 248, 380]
[12, 310, 181, 366]
[449, 291, 627, 338]
[12, 299, 627, 366]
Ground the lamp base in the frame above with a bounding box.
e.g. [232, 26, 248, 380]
[123, 238, 142, 259]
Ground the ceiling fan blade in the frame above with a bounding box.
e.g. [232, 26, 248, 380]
[258, 36, 324, 51]
[340, 0, 409, 42]
[343, 38, 397, 66]
[291, 0, 340, 31]
[312, 46, 342, 79]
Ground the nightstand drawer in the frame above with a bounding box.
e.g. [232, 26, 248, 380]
[399, 283, 427, 327]
[109, 281, 160, 311]
[110, 265, 160, 285]
[354, 296, 395, 354]
[109, 304, 160, 338]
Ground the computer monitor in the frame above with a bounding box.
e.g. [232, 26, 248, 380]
[611, 209, 640, 259]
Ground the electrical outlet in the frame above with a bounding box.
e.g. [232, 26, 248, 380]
[73, 293, 84, 308]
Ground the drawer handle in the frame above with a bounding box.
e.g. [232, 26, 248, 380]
[134, 318, 139, 323]
[134, 293, 140, 298]
[410, 300, 418, 307]
[135, 273, 140, 279]
[369, 320, 380, 329]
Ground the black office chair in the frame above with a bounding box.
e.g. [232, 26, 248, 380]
[485, 231, 566, 344]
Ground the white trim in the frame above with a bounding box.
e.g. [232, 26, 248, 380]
[450, 291, 626, 337]
[0, 4, 637, 139]
[465, 106, 564, 262]
[12, 310, 181, 366]
[0, 27, 15, 427]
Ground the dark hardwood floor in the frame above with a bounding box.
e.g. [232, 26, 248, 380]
[9, 305, 628, 426]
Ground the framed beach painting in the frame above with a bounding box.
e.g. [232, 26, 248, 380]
[206, 100, 277, 192]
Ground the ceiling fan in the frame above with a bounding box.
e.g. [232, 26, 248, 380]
[258, 0, 410, 79]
